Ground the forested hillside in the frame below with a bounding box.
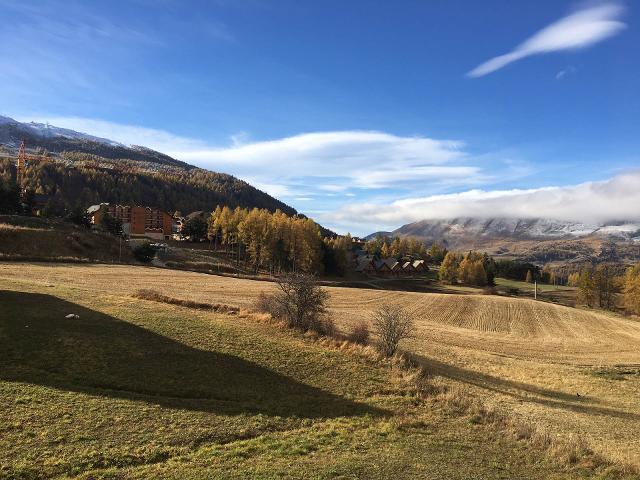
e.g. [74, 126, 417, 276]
[0, 116, 300, 217]
[0, 117, 191, 168]
[0, 156, 297, 217]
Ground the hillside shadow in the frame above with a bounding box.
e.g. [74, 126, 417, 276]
[0, 290, 382, 419]
[414, 354, 640, 421]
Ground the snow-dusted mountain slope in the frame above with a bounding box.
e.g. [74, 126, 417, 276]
[0, 115, 123, 148]
[376, 217, 640, 242]
[0, 115, 190, 169]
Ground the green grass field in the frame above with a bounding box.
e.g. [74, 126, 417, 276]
[494, 277, 574, 293]
[0, 271, 627, 479]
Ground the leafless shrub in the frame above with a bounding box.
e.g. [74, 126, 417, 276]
[254, 291, 285, 318]
[348, 321, 370, 345]
[134, 289, 239, 314]
[256, 273, 331, 335]
[372, 304, 415, 357]
[317, 316, 337, 338]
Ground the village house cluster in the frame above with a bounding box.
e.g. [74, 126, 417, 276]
[354, 253, 426, 277]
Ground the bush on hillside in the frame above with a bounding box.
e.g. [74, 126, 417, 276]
[255, 273, 333, 335]
[133, 242, 157, 263]
[348, 321, 370, 345]
[372, 304, 415, 357]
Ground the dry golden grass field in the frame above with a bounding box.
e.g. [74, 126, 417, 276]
[2, 262, 640, 472]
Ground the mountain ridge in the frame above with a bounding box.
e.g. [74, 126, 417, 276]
[369, 217, 640, 243]
[366, 217, 640, 264]
[0, 115, 302, 219]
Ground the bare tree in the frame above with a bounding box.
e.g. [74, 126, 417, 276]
[372, 304, 415, 357]
[270, 272, 330, 332]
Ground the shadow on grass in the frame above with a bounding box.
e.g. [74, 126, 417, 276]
[414, 353, 640, 421]
[0, 290, 383, 419]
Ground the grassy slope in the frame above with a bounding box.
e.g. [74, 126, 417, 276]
[0, 276, 603, 479]
[0, 215, 132, 263]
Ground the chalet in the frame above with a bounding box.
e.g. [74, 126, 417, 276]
[87, 203, 173, 240]
[172, 211, 185, 234]
[374, 259, 392, 275]
[412, 259, 426, 273]
[373, 258, 401, 276]
[355, 255, 376, 274]
[385, 258, 402, 276]
[401, 261, 415, 275]
[29, 193, 51, 216]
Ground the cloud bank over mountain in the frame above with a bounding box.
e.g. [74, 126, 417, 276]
[323, 171, 640, 233]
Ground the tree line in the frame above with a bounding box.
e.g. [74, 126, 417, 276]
[363, 235, 428, 259]
[438, 250, 496, 287]
[0, 154, 297, 218]
[566, 264, 640, 313]
[208, 206, 326, 274]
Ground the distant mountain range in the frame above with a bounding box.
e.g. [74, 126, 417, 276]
[377, 217, 640, 242]
[368, 217, 640, 264]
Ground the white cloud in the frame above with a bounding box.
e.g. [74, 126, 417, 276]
[468, 2, 626, 77]
[556, 65, 577, 79]
[169, 130, 471, 189]
[323, 171, 640, 233]
[23, 116, 499, 199]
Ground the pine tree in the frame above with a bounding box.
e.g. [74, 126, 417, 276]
[439, 252, 462, 284]
[567, 272, 580, 287]
[593, 264, 621, 310]
[470, 261, 488, 286]
[381, 241, 391, 258]
[623, 264, 640, 315]
[577, 267, 596, 307]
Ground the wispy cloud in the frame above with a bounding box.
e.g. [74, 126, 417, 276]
[0, 1, 161, 97]
[323, 171, 640, 233]
[14, 114, 540, 233]
[25, 116, 517, 200]
[556, 65, 578, 79]
[173, 130, 471, 188]
[468, 2, 626, 77]
[0, 0, 233, 102]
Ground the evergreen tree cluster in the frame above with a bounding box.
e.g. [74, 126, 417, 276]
[494, 260, 540, 281]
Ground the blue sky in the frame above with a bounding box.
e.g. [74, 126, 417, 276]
[1, 0, 638, 234]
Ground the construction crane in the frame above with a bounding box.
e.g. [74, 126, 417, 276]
[0, 140, 50, 187]
[16, 140, 26, 186]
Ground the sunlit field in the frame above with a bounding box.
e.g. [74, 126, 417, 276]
[0, 264, 640, 474]
[0, 264, 572, 480]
